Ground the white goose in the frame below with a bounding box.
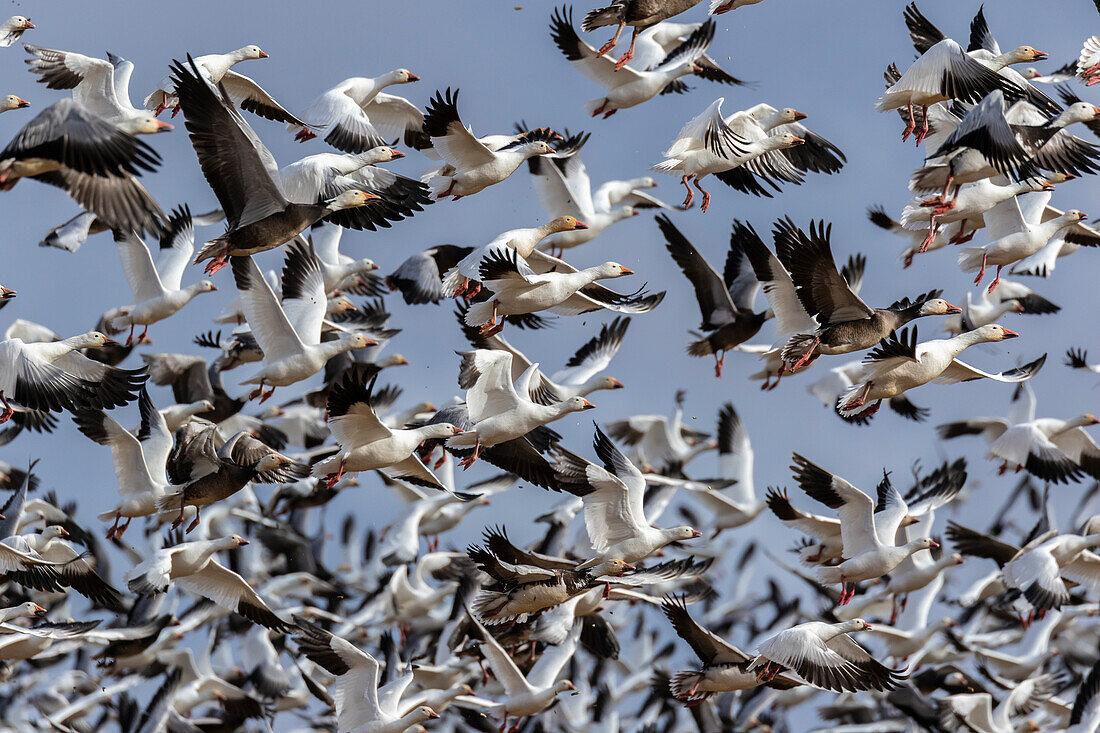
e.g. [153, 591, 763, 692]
[958, 196, 1087, 293]
[550, 9, 714, 118]
[748, 619, 907, 692]
[125, 535, 287, 630]
[309, 370, 460, 489]
[109, 207, 217, 344]
[0, 16, 33, 47]
[290, 71, 422, 151]
[420, 88, 556, 199]
[462, 249, 637, 337]
[652, 97, 805, 212]
[836, 325, 1043, 423]
[292, 619, 440, 733]
[444, 350, 596, 468]
[230, 252, 375, 402]
[71, 388, 172, 539]
[553, 425, 702, 568]
[456, 613, 577, 732]
[144, 45, 303, 127]
[308, 222, 382, 293]
[790, 453, 937, 604]
[1002, 531, 1100, 613]
[23, 45, 175, 132]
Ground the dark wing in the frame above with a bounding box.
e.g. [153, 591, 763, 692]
[773, 217, 873, 324]
[904, 3, 946, 56]
[656, 213, 739, 329]
[945, 520, 1019, 567]
[661, 595, 747, 666]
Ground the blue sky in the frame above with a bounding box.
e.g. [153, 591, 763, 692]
[0, 0, 1098, 724]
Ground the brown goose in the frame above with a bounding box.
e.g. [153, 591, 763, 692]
[168, 57, 380, 275]
[581, 0, 731, 70]
[159, 423, 305, 532]
[774, 218, 961, 369]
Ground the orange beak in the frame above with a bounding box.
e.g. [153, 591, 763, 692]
[23, 20, 33, 28]
[619, 266, 635, 276]
[609, 378, 625, 389]
[15, 98, 29, 108]
[395, 355, 409, 365]
[33, 604, 46, 616]
[0, 286, 16, 297]
[258, 50, 269, 58]
[793, 111, 808, 121]
[407, 73, 420, 82]
[389, 149, 405, 159]
[790, 136, 806, 145]
[156, 120, 173, 131]
[945, 302, 962, 314]
[929, 541, 940, 548]
[239, 538, 250, 545]
[209, 284, 218, 291]
[691, 530, 703, 538]
[103, 337, 119, 346]
[1001, 328, 1019, 339]
[864, 623, 873, 630]
[580, 399, 597, 410]
[1032, 50, 1048, 61]
[572, 220, 588, 230]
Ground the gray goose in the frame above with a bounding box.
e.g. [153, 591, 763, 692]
[774, 218, 961, 369]
[167, 57, 380, 275]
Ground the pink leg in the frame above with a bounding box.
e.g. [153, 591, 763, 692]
[914, 106, 930, 146]
[680, 175, 695, 208]
[694, 177, 711, 213]
[125, 323, 135, 348]
[986, 265, 1002, 294]
[714, 351, 724, 378]
[205, 254, 230, 276]
[973, 252, 988, 286]
[614, 27, 639, 70]
[596, 21, 625, 57]
[901, 102, 915, 142]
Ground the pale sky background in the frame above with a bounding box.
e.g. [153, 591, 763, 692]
[1, 0, 1098, 728]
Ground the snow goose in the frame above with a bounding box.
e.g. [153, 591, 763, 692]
[656, 214, 766, 377]
[1079, 35, 1100, 86]
[168, 58, 379, 274]
[663, 595, 801, 703]
[775, 218, 960, 369]
[70, 388, 170, 539]
[1070, 654, 1100, 732]
[937, 673, 1060, 733]
[1001, 531, 1100, 615]
[0, 331, 147, 423]
[126, 535, 287, 630]
[107, 208, 218, 345]
[958, 197, 1087, 293]
[652, 97, 806, 211]
[632, 20, 750, 88]
[147, 46, 304, 127]
[230, 252, 376, 402]
[420, 88, 557, 199]
[1011, 208, 1100, 278]
[580, 0, 725, 70]
[901, 177, 1056, 254]
[461, 249, 642, 337]
[791, 453, 937, 603]
[280, 148, 432, 233]
[679, 403, 764, 534]
[386, 244, 474, 304]
[457, 610, 577, 731]
[290, 70, 422, 152]
[836, 325, 1044, 423]
[0, 99, 165, 236]
[864, 575, 959, 659]
[160, 425, 301, 532]
[877, 38, 1025, 145]
[441, 216, 588, 298]
[1021, 61, 1077, 85]
[943, 281, 1058, 335]
[441, 349, 595, 472]
[1067, 347, 1100, 374]
[283, 237, 378, 297]
[23, 45, 177, 133]
[902, 4, 1058, 115]
[527, 132, 654, 255]
[748, 619, 907, 692]
[141, 352, 244, 423]
[0, 16, 32, 47]
[552, 9, 715, 117]
[458, 306, 628, 404]
[0, 94, 29, 113]
[19, 525, 125, 611]
[868, 203, 952, 268]
[309, 370, 459, 489]
[603, 391, 716, 473]
[551, 425, 702, 567]
[291, 619, 440, 733]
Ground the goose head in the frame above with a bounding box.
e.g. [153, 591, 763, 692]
[119, 113, 173, 135]
[841, 618, 873, 633]
[423, 422, 463, 439]
[6, 602, 47, 621]
[229, 534, 250, 548]
[634, 176, 658, 189]
[971, 324, 1019, 342]
[758, 107, 807, 126]
[73, 331, 120, 349]
[553, 680, 577, 695]
[234, 45, 268, 61]
[191, 280, 218, 295]
[594, 376, 626, 391]
[1062, 209, 1088, 224]
[668, 525, 704, 541]
[591, 262, 634, 279]
[359, 146, 404, 165]
[0, 95, 29, 113]
[388, 69, 420, 84]
[523, 140, 557, 158]
[615, 205, 639, 221]
[344, 333, 380, 350]
[1059, 102, 1100, 126]
[377, 353, 409, 368]
[593, 558, 636, 576]
[1004, 46, 1047, 65]
[546, 215, 589, 233]
[8, 17, 33, 31]
[326, 296, 356, 315]
[561, 396, 597, 414]
[404, 706, 440, 725]
[254, 454, 292, 473]
[1070, 414, 1100, 428]
[40, 525, 68, 541]
[768, 132, 805, 151]
[326, 189, 380, 212]
[907, 537, 939, 554]
[918, 298, 962, 316]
